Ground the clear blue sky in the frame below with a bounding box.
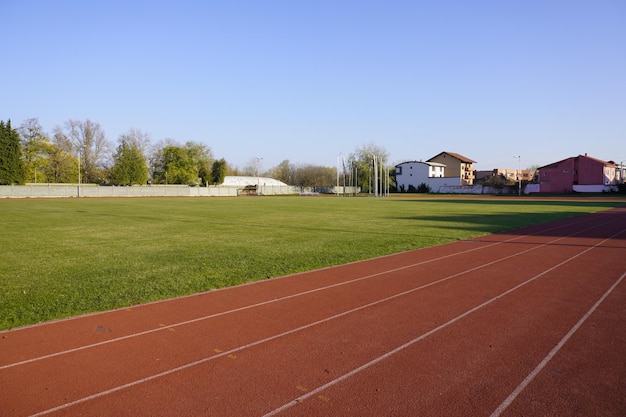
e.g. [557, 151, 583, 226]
[2, 0, 625, 171]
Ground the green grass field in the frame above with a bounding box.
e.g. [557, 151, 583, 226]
[1, 196, 624, 330]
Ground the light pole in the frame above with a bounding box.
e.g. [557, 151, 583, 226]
[77, 152, 81, 197]
[515, 155, 521, 196]
[256, 157, 263, 194]
[336, 153, 342, 196]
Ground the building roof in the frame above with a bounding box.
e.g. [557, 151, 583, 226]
[538, 154, 614, 170]
[222, 176, 288, 187]
[427, 151, 476, 164]
[395, 160, 446, 168]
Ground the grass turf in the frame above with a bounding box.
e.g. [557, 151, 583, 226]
[1, 195, 623, 330]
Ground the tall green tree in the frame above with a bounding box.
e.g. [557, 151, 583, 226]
[110, 139, 149, 185]
[0, 120, 26, 185]
[18, 118, 50, 183]
[210, 158, 227, 185]
[151, 141, 213, 185]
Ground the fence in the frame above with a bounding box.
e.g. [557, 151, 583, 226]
[0, 184, 363, 198]
[0, 184, 303, 198]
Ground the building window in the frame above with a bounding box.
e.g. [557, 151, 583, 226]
[396, 166, 402, 175]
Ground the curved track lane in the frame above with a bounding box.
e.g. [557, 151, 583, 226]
[2, 207, 625, 416]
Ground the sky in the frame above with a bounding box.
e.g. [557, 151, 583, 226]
[2, 0, 625, 172]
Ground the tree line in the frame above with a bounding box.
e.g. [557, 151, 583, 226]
[1, 118, 392, 191]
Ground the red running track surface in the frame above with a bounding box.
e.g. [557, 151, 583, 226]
[2, 207, 626, 416]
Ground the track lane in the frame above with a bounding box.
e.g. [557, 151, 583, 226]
[1, 209, 607, 368]
[1, 208, 624, 416]
[267, 230, 626, 416]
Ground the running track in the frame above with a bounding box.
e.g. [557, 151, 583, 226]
[2, 207, 625, 416]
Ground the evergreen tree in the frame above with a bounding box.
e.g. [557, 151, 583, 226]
[210, 158, 227, 185]
[0, 120, 26, 185]
[110, 139, 149, 185]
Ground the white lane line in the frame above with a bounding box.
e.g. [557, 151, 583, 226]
[0, 223, 548, 370]
[2, 213, 614, 371]
[5, 208, 617, 335]
[489, 270, 626, 417]
[262, 228, 626, 417]
[3, 243, 502, 372]
[26, 225, 625, 417]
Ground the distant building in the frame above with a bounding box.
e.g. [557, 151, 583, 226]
[426, 152, 476, 185]
[222, 176, 287, 187]
[477, 168, 533, 183]
[395, 160, 451, 192]
[537, 154, 616, 193]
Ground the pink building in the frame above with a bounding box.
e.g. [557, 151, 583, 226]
[538, 154, 616, 193]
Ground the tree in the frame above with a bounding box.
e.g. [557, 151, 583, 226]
[243, 156, 264, 177]
[210, 158, 227, 185]
[18, 118, 50, 183]
[49, 130, 78, 183]
[53, 119, 112, 183]
[151, 141, 213, 185]
[346, 142, 390, 194]
[153, 145, 195, 184]
[292, 164, 335, 188]
[268, 159, 296, 185]
[119, 128, 151, 157]
[110, 138, 149, 185]
[185, 142, 213, 183]
[0, 120, 26, 185]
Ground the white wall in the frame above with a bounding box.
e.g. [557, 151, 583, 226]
[0, 184, 307, 198]
[396, 161, 461, 192]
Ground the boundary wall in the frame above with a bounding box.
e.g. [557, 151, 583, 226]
[0, 184, 305, 198]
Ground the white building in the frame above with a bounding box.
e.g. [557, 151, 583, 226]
[395, 161, 460, 192]
[221, 176, 288, 187]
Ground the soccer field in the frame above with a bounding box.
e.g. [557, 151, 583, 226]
[1, 195, 623, 330]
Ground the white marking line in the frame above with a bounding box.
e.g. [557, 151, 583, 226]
[1, 219, 559, 371]
[262, 228, 626, 417]
[3, 208, 617, 335]
[6, 214, 602, 371]
[489, 270, 626, 417]
[26, 224, 625, 417]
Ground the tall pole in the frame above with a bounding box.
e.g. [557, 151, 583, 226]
[256, 157, 263, 195]
[373, 155, 378, 197]
[342, 156, 346, 196]
[77, 152, 81, 197]
[336, 153, 341, 196]
[515, 155, 521, 196]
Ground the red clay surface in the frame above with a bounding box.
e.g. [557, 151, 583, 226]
[2, 207, 626, 416]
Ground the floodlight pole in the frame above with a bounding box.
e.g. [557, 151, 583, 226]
[373, 155, 378, 197]
[515, 155, 521, 196]
[256, 157, 263, 195]
[77, 152, 81, 197]
[336, 153, 342, 196]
